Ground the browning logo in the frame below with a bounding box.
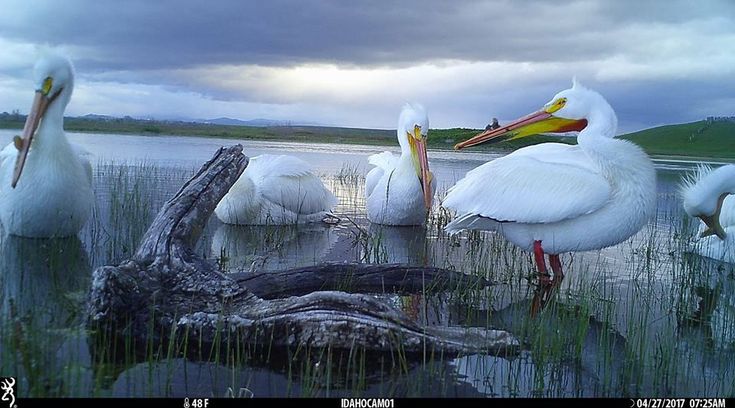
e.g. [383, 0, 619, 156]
[0, 377, 15, 408]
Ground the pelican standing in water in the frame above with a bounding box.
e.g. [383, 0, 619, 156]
[214, 154, 338, 225]
[366, 104, 435, 225]
[0, 53, 93, 238]
[681, 164, 735, 263]
[444, 80, 656, 285]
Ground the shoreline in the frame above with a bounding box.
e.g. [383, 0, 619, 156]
[1, 123, 734, 163]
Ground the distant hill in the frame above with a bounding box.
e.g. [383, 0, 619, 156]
[201, 117, 282, 127]
[199, 117, 323, 127]
[81, 113, 117, 120]
[621, 119, 735, 158]
[0, 111, 732, 159]
[78, 114, 322, 127]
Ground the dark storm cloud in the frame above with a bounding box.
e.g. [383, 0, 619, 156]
[1, 0, 732, 71]
[0, 0, 733, 129]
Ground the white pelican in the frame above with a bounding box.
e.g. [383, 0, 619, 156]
[214, 154, 338, 225]
[681, 164, 735, 263]
[0, 53, 93, 238]
[365, 104, 435, 225]
[444, 80, 656, 284]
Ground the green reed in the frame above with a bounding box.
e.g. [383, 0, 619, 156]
[2, 162, 734, 398]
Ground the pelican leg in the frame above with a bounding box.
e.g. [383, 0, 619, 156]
[533, 240, 552, 286]
[530, 241, 554, 317]
[548, 254, 564, 282]
[531, 282, 559, 318]
[532, 253, 565, 316]
[530, 290, 542, 318]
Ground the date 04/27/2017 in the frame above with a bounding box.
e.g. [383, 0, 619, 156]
[632, 399, 726, 408]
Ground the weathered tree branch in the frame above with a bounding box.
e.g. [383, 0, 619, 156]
[87, 144, 519, 361]
[237, 263, 494, 299]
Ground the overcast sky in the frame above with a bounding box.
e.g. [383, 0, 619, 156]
[0, 0, 733, 132]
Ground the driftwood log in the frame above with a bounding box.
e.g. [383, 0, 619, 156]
[238, 263, 495, 299]
[87, 145, 519, 360]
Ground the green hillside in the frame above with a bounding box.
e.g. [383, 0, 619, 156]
[621, 120, 735, 159]
[0, 113, 572, 150]
[0, 113, 397, 145]
[0, 111, 732, 159]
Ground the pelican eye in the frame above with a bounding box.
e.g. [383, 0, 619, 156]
[42, 77, 53, 95]
[544, 97, 567, 114]
[413, 124, 425, 139]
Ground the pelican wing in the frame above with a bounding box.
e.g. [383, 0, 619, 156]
[365, 151, 397, 198]
[368, 151, 398, 170]
[248, 154, 337, 215]
[0, 142, 15, 169]
[505, 143, 601, 172]
[721, 195, 735, 230]
[0, 141, 93, 185]
[443, 143, 611, 225]
[71, 143, 94, 184]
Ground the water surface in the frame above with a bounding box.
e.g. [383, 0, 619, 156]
[1, 130, 733, 398]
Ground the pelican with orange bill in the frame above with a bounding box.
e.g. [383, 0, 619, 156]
[0, 53, 93, 238]
[366, 103, 435, 226]
[11, 76, 63, 188]
[681, 164, 735, 263]
[443, 79, 656, 295]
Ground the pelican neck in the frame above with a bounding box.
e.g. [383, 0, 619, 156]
[576, 101, 618, 149]
[33, 94, 72, 153]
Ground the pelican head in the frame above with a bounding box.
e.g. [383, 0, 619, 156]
[12, 53, 75, 188]
[454, 79, 615, 150]
[681, 164, 735, 240]
[398, 103, 432, 210]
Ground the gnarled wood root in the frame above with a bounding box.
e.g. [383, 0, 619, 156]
[87, 144, 519, 361]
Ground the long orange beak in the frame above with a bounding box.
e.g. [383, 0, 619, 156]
[12, 91, 51, 188]
[699, 214, 726, 240]
[454, 110, 587, 150]
[415, 138, 433, 210]
[699, 193, 728, 240]
[407, 128, 433, 211]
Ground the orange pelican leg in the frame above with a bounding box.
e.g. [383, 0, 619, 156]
[533, 240, 552, 286]
[549, 254, 564, 283]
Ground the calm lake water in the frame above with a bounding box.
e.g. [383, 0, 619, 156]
[1, 130, 733, 398]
